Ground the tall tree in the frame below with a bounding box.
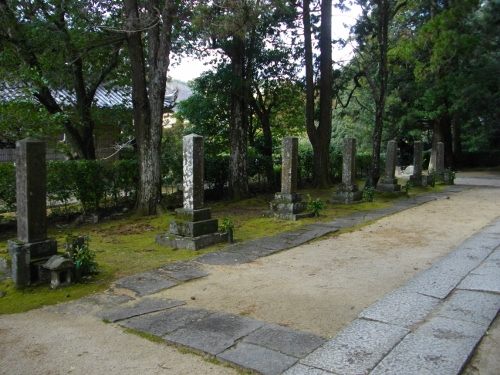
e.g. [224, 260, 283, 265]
[0, 0, 126, 159]
[302, 0, 334, 188]
[352, 0, 407, 187]
[122, 0, 177, 215]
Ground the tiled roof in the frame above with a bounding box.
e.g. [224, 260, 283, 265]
[0, 81, 190, 109]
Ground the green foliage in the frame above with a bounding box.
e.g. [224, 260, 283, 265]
[0, 163, 16, 212]
[68, 160, 107, 212]
[73, 235, 99, 275]
[405, 180, 413, 197]
[220, 215, 234, 232]
[362, 187, 375, 202]
[46, 161, 74, 215]
[307, 194, 324, 216]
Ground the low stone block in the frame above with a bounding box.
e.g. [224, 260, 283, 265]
[218, 342, 298, 375]
[376, 183, 402, 192]
[175, 208, 212, 222]
[169, 218, 218, 237]
[274, 193, 303, 203]
[330, 190, 363, 204]
[155, 232, 228, 251]
[270, 201, 308, 214]
[8, 238, 57, 287]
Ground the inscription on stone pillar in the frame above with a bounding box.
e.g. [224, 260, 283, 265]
[16, 137, 47, 243]
[281, 137, 298, 195]
[183, 134, 204, 210]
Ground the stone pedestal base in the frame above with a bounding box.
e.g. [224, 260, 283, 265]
[376, 178, 402, 192]
[155, 232, 228, 251]
[330, 184, 363, 204]
[261, 193, 315, 221]
[156, 207, 223, 250]
[443, 169, 454, 185]
[8, 238, 57, 287]
[410, 174, 425, 187]
[169, 218, 218, 238]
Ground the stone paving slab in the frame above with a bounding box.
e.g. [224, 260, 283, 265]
[359, 290, 440, 328]
[218, 342, 298, 375]
[95, 298, 185, 323]
[163, 311, 264, 355]
[301, 319, 409, 375]
[434, 290, 500, 326]
[80, 292, 135, 308]
[114, 271, 178, 296]
[156, 260, 209, 282]
[223, 243, 282, 258]
[282, 364, 332, 375]
[196, 251, 258, 265]
[416, 316, 486, 343]
[247, 237, 292, 251]
[118, 307, 212, 336]
[457, 265, 500, 293]
[399, 246, 493, 299]
[242, 323, 326, 358]
[369, 333, 475, 375]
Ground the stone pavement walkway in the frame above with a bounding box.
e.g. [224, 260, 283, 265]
[88, 184, 500, 375]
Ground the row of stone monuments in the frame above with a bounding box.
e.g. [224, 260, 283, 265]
[7, 136, 452, 286]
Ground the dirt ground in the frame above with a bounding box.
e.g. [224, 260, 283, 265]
[1, 174, 500, 375]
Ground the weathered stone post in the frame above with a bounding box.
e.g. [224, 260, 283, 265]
[155, 134, 226, 250]
[410, 141, 424, 187]
[8, 138, 57, 286]
[435, 142, 454, 185]
[331, 138, 363, 204]
[376, 140, 401, 192]
[261, 137, 314, 220]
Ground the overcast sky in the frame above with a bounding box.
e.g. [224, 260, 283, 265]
[168, 5, 361, 82]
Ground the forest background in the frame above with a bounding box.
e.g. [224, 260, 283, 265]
[1, 0, 499, 216]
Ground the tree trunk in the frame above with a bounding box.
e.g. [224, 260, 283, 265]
[228, 35, 250, 200]
[303, 0, 333, 189]
[365, 0, 390, 188]
[124, 0, 175, 215]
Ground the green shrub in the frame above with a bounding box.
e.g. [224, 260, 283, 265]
[47, 161, 74, 215]
[0, 163, 16, 212]
[73, 235, 99, 275]
[69, 160, 107, 212]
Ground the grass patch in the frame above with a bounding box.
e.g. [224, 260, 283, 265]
[0, 182, 449, 315]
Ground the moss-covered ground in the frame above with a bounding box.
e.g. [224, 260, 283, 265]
[0, 181, 448, 315]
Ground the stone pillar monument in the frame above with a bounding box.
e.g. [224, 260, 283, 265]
[261, 137, 314, 220]
[435, 142, 454, 184]
[331, 138, 363, 204]
[410, 141, 424, 187]
[376, 140, 401, 192]
[155, 134, 226, 250]
[8, 138, 57, 286]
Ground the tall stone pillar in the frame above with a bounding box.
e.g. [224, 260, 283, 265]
[156, 134, 226, 250]
[8, 138, 57, 286]
[410, 141, 424, 187]
[261, 137, 314, 220]
[331, 138, 363, 204]
[435, 142, 454, 184]
[436, 142, 445, 176]
[376, 140, 401, 192]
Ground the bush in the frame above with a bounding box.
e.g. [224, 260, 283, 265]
[47, 161, 74, 215]
[0, 163, 16, 212]
[69, 160, 107, 212]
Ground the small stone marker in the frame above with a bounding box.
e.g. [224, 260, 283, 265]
[8, 138, 57, 287]
[155, 134, 226, 250]
[331, 138, 363, 204]
[376, 140, 401, 192]
[410, 141, 424, 187]
[433, 142, 454, 185]
[261, 137, 314, 220]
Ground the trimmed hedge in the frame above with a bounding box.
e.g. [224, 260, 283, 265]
[0, 160, 139, 214]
